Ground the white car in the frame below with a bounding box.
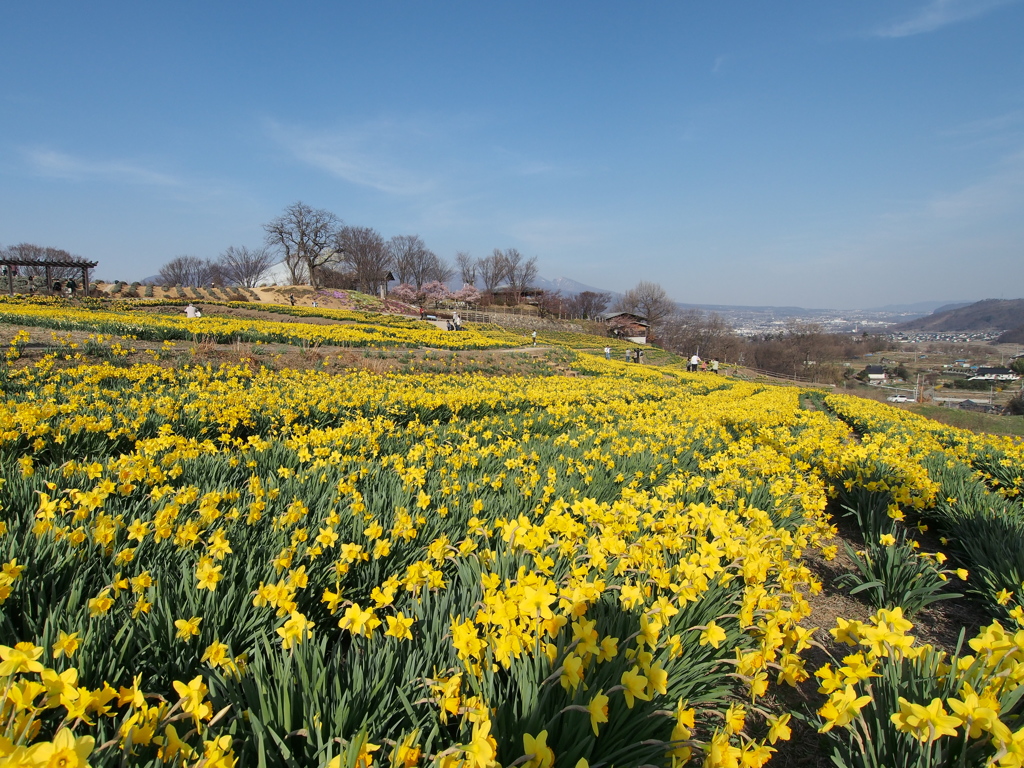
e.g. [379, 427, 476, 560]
[887, 395, 911, 403]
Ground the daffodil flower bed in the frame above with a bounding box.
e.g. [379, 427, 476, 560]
[0, 300, 525, 351]
[0, 351, 846, 767]
[823, 394, 1024, 621]
[2, 305, 1024, 766]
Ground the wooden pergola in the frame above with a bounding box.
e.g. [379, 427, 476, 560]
[0, 257, 98, 297]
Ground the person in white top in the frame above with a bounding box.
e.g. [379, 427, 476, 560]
[689, 354, 700, 372]
[185, 304, 198, 318]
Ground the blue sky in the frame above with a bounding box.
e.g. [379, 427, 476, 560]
[2, 1, 1022, 309]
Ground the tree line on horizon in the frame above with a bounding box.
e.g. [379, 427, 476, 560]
[155, 202, 548, 300]
[5, 221, 893, 383]
[0, 243, 93, 282]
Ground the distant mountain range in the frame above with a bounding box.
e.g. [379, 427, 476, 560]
[894, 299, 1024, 334]
[530, 275, 621, 296]
[866, 300, 971, 314]
[535, 280, 977, 317]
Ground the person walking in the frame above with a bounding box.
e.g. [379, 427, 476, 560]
[711, 359, 719, 374]
[532, 330, 537, 346]
[604, 345, 611, 360]
[689, 354, 699, 373]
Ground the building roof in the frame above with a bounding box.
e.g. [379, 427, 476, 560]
[600, 311, 649, 326]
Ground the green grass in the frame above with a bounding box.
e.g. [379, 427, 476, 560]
[908, 403, 1024, 437]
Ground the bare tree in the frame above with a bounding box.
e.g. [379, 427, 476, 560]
[660, 309, 739, 360]
[263, 202, 341, 288]
[476, 250, 508, 295]
[740, 323, 877, 381]
[455, 251, 476, 286]
[432, 256, 455, 285]
[0, 243, 86, 281]
[504, 249, 538, 301]
[614, 281, 676, 336]
[566, 290, 610, 319]
[388, 235, 430, 287]
[219, 246, 276, 288]
[387, 235, 452, 289]
[159, 255, 218, 287]
[537, 290, 568, 318]
[499, 248, 520, 285]
[336, 225, 390, 294]
[3, 243, 71, 265]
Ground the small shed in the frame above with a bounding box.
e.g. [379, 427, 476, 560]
[864, 365, 887, 381]
[958, 399, 1000, 414]
[602, 312, 650, 344]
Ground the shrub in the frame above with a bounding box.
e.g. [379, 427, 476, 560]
[1007, 391, 1024, 416]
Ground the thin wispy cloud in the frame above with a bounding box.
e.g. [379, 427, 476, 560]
[939, 110, 1024, 138]
[24, 148, 181, 186]
[748, 146, 1024, 307]
[267, 119, 437, 196]
[924, 147, 1024, 220]
[875, 0, 1019, 38]
[835, 146, 1024, 277]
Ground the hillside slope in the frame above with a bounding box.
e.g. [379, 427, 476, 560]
[895, 298, 1024, 332]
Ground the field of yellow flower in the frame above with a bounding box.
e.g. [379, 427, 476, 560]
[1, 298, 1023, 768]
[0, 297, 527, 351]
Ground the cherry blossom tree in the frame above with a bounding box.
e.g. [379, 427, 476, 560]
[422, 280, 451, 307]
[389, 283, 419, 304]
[452, 285, 481, 305]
